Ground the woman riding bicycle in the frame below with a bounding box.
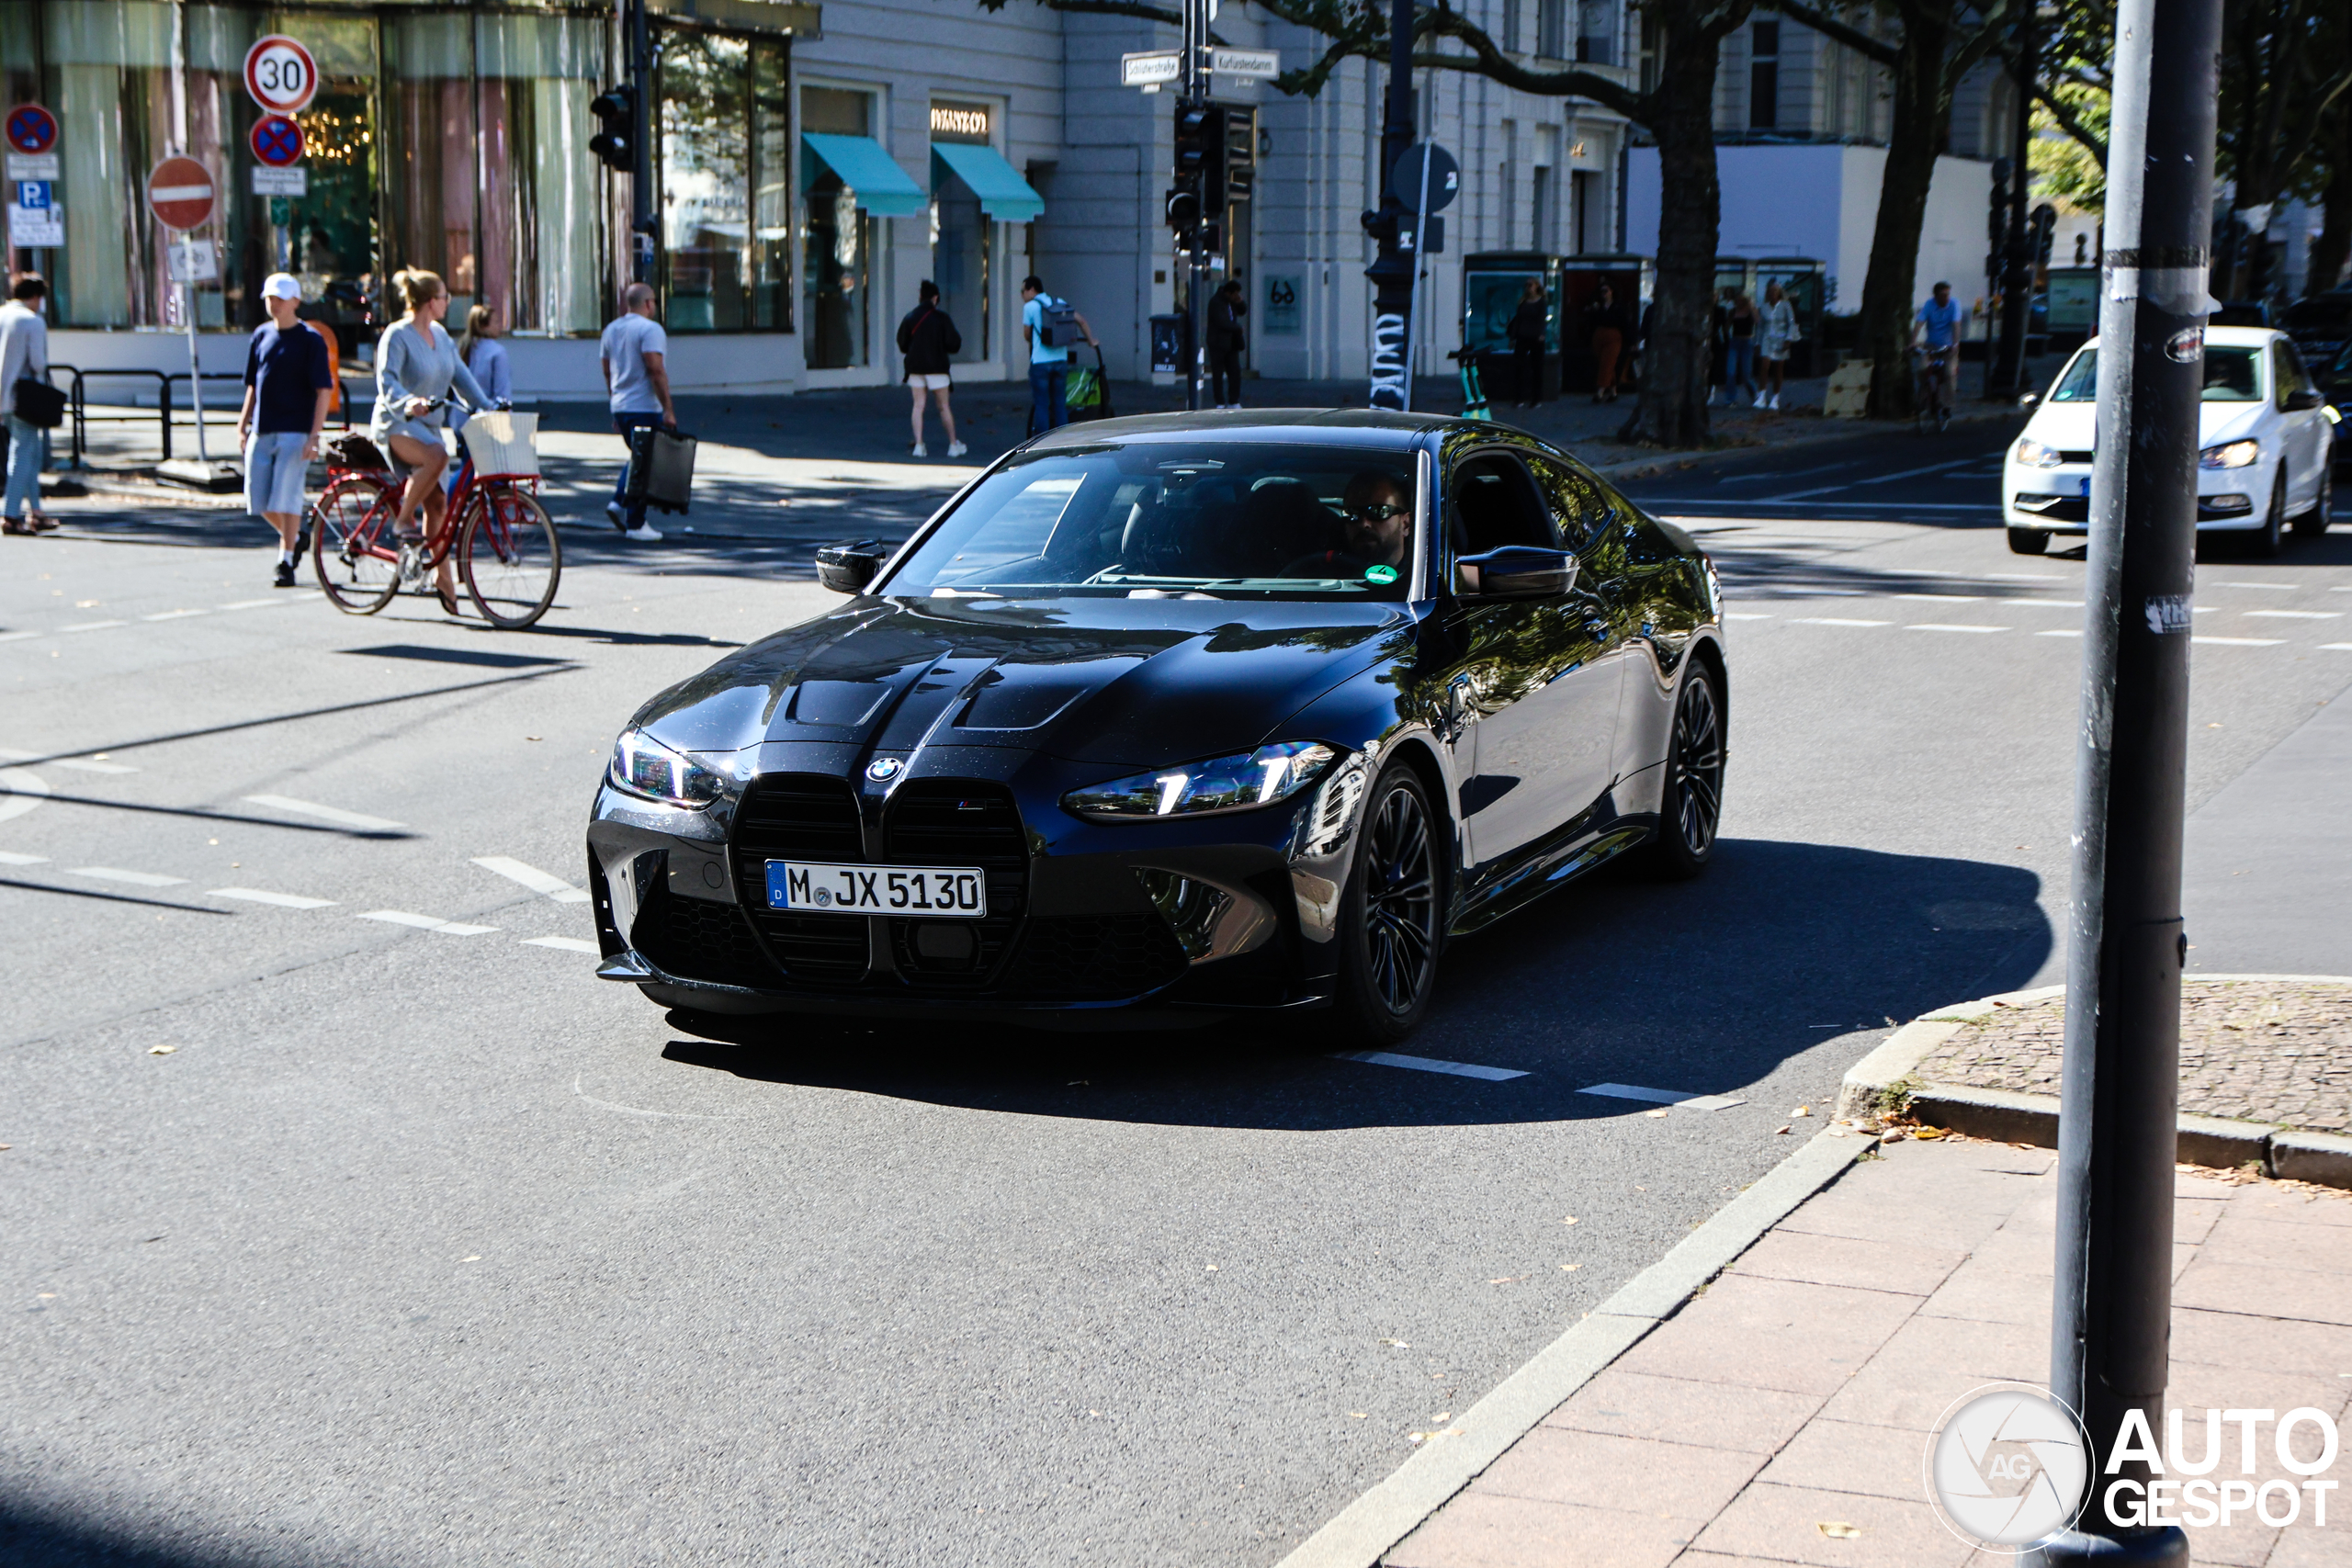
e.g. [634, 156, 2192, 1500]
[372, 268, 489, 615]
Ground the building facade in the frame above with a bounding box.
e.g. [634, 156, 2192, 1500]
[1, 0, 1640, 401]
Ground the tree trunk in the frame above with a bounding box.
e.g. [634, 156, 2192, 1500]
[1630, 32, 1732, 446]
[1859, 14, 1956, 420]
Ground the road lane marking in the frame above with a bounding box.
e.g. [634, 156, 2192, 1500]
[0, 749, 136, 773]
[2213, 581, 2296, 590]
[72, 867, 189, 887]
[209, 888, 338, 909]
[2323, 643, 2352, 651]
[1724, 614, 1773, 621]
[358, 910, 500, 935]
[1983, 571, 2070, 581]
[2038, 629, 2084, 637]
[0, 630, 40, 643]
[1329, 1051, 1530, 1082]
[0, 766, 50, 824]
[1579, 1082, 1749, 1111]
[2245, 609, 2342, 619]
[1712, 460, 1861, 485]
[218, 598, 295, 610]
[141, 609, 211, 622]
[1906, 624, 2010, 634]
[62, 620, 129, 633]
[1854, 457, 1982, 485]
[2017, 600, 2086, 608]
[472, 855, 592, 903]
[243, 795, 405, 831]
[1895, 593, 1984, 602]
[2191, 636, 2285, 647]
[0, 850, 49, 865]
[1792, 617, 1891, 626]
[524, 936, 601, 954]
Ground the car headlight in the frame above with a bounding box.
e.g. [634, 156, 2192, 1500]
[607, 728, 732, 807]
[1064, 741, 1341, 820]
[2199, 439, 2260, 469]
[2013, 436, 2064, 468]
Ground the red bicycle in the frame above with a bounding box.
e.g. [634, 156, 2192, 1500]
[308, 412, 562, 628]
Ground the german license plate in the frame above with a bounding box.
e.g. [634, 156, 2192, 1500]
[764, 860, 987, 918]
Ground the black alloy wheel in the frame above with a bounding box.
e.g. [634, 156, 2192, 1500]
[2007, 525, 2051, 556]
[1335, 766, 1442, 1043]
[1649, 665, 1724, 880]
[2292, 465, 2333, 538]
[2251, 472, 2287, 557]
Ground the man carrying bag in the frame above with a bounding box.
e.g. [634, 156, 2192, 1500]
[2, 274, 62, 536]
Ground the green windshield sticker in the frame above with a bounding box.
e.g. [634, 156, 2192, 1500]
[1364, 564, 1399, 584]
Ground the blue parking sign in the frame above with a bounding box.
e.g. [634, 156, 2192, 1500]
[15, 179, 51, 209]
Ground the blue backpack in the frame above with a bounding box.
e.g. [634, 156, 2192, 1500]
[1037, 296, 1080, 347]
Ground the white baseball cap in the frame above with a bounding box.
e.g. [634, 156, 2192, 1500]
[261, 272, 302, 301]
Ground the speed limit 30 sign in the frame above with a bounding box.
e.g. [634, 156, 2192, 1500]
[243, 35, 319, 116]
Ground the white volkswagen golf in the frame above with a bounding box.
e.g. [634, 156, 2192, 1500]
[2003, 324, 2337, 556]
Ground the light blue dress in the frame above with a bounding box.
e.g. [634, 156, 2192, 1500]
[451, 338, 512, 432]
[372, 319, 488, 446]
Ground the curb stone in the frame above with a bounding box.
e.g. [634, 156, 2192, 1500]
[1838, 976, 2352, 1187]
[1270, 1129, 1862, 1568]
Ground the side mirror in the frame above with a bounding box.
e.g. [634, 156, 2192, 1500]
[816, 538, 888, 594]
[2018, 391, 2041, 410]
[2283, 388, 2325, 412]
[1455, 546, 1576, 599]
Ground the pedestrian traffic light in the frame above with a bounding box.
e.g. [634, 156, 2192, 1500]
[1173, 101, 1227, 217]
[1166, 183, 1201, 231]
[590, 85, 636, 172]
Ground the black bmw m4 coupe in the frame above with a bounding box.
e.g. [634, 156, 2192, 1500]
[587, 410, 1726, 1043]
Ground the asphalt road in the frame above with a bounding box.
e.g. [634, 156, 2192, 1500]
[5, 418, 2349, 1566]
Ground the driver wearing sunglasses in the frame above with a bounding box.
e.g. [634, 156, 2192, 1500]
[1282, 471, 1415, 579]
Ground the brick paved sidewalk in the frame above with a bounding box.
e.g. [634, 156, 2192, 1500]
[1921, 981, 2352, 1134]
[1385, 1138, 2352, 1568]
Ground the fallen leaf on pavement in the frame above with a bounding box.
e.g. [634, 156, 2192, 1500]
[1645, 1107, 1669, 1118]
[1774, 1125, 1792, 1135]
[1914, 1126, 1947, 1140]
[1379, 1338, 1410, 1348]
[1432, 1412, 1451, 1422]
[1561, 1215, 1579, 1225]
[461, 1256, 481, 1262]
[1205, 1264, 1217, 1271]
[1792, 1105, 1811, 1117]
[1818, 1522, 1861, 1539]
[1348, 1412, 1368, 1418]
[1559, 1263, 1581, 1270]
[1487, 1276, 1517, 1284]
[147, 1045, 175, 1055]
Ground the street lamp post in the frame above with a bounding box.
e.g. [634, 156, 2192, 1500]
[2039, 0, 2222, 1560]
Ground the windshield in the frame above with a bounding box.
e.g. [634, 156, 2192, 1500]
[2045, 346, 2265, 403]
[881, 443, 1420, 600]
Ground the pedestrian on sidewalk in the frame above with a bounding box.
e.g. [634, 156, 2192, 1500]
[1020, 276, 1095, 434]
[1721, 291, 1759, 407]
[1, 273, 55, 536]
[601, 282, 674, 542]
[897, 281, 966, 458]
[1583, 282, 1630, 404]
[1505, 278, 1547, 409]
[1207, 279, 1248, 409]
[1756, 281, 1799, 411]
[371, 268, 490, 613]
[238, 273, 334, 587]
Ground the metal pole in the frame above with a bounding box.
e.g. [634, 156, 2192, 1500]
[1182, 0, 1204, 412]
[1992, 4, 2036, 396]
[1400, 128, 1435, 413]
[1364, 0, 1415, 409]
[629, 0, 654, 285]
[183, 278, 210, 463]
[2041, 0, 2220, 1559]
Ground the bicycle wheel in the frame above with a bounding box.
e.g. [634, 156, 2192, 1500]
[460, 485, 562, 628]
[310, 475, 401, 615]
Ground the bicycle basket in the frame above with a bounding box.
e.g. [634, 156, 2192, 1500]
[324, 432, 391, 472]
[458, 411, 540, 478]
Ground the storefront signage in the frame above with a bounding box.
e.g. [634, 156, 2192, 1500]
[8, 179, 62, 248]
[243, 36, 319, 116]
[166, 238, 219, 284]
[1264, 275, 1301, 335]
[146, 156, 216, 231]
[929, 102, 991, 143]
[250, 115, 305, 168]
[1121, 51, 1182, 87]
[252, 166, 308, 197]
[1208, 48, 1280, 79]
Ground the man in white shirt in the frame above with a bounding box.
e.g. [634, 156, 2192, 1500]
[1020, 276, 1096, 434]
[600, 282, 675, 542]
[1, 274, 55, 534]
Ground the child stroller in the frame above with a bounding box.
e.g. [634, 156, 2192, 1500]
[1065, 343, 1116, 423]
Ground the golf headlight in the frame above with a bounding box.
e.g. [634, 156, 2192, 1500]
[2199, 439, 2260, 469]
[1065, 741, 1342, 820]
[2013, 437, 2064, 468]
[607, 728, 731, 807]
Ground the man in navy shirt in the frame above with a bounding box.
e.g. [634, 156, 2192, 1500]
[237, 273, 335, 587]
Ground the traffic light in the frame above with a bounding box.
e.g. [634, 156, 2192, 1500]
[1221, 107, 1256, 209]
[590, 85, 636, 172]
[2030, 203, 2057, 266]
[1173, 101, 1227, 219]
[1166, 184, 1201, 231]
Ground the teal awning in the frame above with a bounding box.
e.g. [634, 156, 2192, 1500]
[930, 141, 1045, 222]
[800, 133, 927, 217]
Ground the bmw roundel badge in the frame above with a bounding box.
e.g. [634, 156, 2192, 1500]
[865, 757, 904, 782]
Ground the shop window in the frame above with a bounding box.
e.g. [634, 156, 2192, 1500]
[801, 85, 872, 367]
[929, 97, 994, 363]
[479, 12, 611, 337]
[653, 28, 789, 334]
[387, 16, 479, 323]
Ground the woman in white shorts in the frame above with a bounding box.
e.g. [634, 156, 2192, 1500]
[896, 281, 967, 457]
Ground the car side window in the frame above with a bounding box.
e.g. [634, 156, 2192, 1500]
[1524, 454, 1616, 553]
[2274, 342, 2316, 409]
[1447, 452, 1559, 554]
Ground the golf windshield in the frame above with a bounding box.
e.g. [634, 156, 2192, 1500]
[882, 443, 1421, 600]
[2047, 346, 2264, 402]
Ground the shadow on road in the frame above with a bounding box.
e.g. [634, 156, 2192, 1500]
[659, 838, 2050, 1130]
[0, 1504, 266, 1568]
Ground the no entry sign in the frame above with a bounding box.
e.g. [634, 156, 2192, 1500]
[5, 103, 58, 156]
[243, 36, 319, 115]
[250, 114, 305, 167]
[147, 156, 217, 231]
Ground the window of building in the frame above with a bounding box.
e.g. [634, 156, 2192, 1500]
[658, 29, 791, 333]
[1501, 0, 1522, 54]
[929, 97, 993, 362]
[1637, 12, 1660, 95]
[1536, 0, 1570, 61]
[1575, 0, 1614, 63]
[801, 85, 873, 368]
[1748, 22, 1780, 130]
